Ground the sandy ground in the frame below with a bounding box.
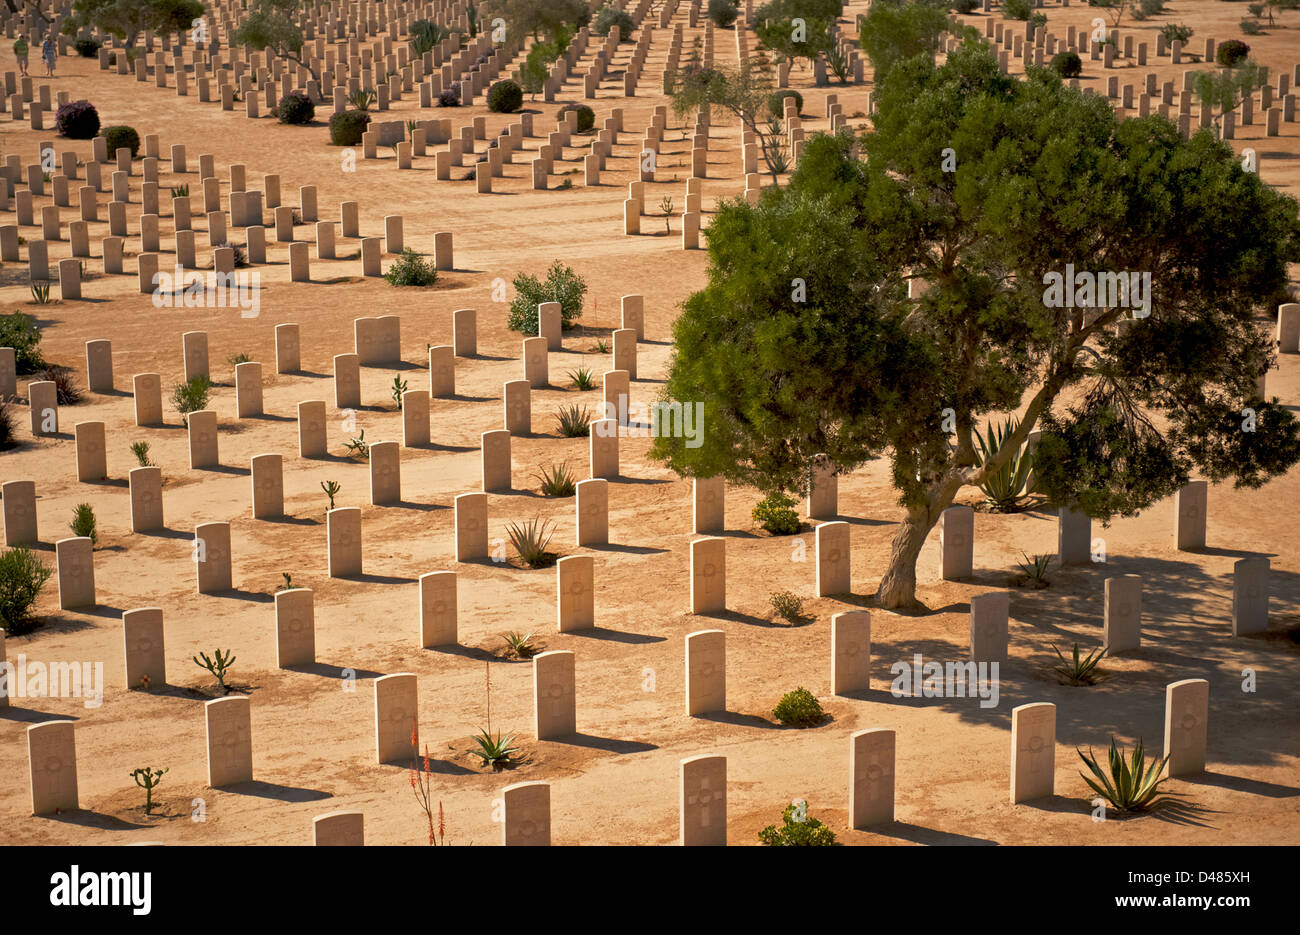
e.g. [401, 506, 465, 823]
[1, 0, 1298, 846]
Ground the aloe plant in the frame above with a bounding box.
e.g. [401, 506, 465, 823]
[505, 517, 555, 567]
[535, 462, 576, 497]
[471, 727, 522, 769]
[1077, 738, 1172, 812]
[569, 367, 595, 391]
[1052, 642, 1107, 685]
[555, 403, 592, 438]
[974, 416, 1034, 511]
[1016, 551, 1051, 588]
[502, 630, 540, 659]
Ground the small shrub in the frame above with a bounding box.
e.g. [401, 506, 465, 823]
[130, 766, 168, 815]
[1217, 39, 1250, 67]
[383, 248, 438, 286]
[1050, 51, 1083, 78]
[0, 547, 54, 635]
[74, 37, 101, 57]
[555, 403, 592, 437]
[951, 0, 979, 12]
[0, 403, 14, 450]
[557, 103, 595, 132]
[329, 110, 371, 145]
[1160, 23, 1193, 45]
[1139, 0, 1166, 13]
[507, 260, 588, 334]
[487, 79, 523, 113]
[39, 367, 83, 405]
[708, 0, 740, 27]
[172, 375, 212, 418]
[213, 241, 248, 268]
[1003, 0, 1033, 17]
[770, 590, 804, 623]
[753, 492, 800, 535]
[569, 367, 595, 390]
[759, 802, 840, 846]
[438, 82, 462, 107]
[347, 89, 376, 111]
[502, 631, 540, 659]
[0, 311, 47, 372]
[1077, 738, 1172, 812]
[102, 125, 140, 158]
[1028, 11, 1048, 32]
[1015, 552, 1052, 588]
[276, 90, 315, 125]
[131, 440, 153, 467]
[505, 517, 556, 567]
[321, 480, 341, 509]
[1240, 18, 1264, 33]
[193, 648, 236, 693]
[595, 339, 609, 354]
[772, 687, 826, 727]
[768, 90, 803, 119]
[1051, 643, 1108, 685]
[55, 99, 100, 139]
[593, 4, 635, 37]
[535, 462, 576, 497]
[71, 503, 98, 543]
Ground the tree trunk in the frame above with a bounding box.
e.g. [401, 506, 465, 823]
[875, 507, 935, 609]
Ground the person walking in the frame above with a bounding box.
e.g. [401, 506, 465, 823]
[41, 35, 55, 77]
[13, 35, 28, 77]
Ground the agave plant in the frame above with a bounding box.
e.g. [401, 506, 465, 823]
[505, 517, 556, 567]
[555, 403, 592, 438]
[1015, 552, 1051, 588]
[974, 417, 1033, 512]
[502, 630, 540, 659]
[1051, 642, 1107, 686]
[535, 462, 576, 497]
[471, 728, 521, 770]
[348, 88, 377, 111]
[569, 367, 595, 391]
[1077, 738, 1172, 812]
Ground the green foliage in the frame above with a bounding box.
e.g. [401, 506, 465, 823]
[759, 801, 840, 845]
[71, 503, 98, 543]
[753, 492, 800, 535]
[859, 0, 954, 85]
[1015, 552, 1052, 588]
[0, 311, 47, 372]
[348, 88, 377, 111]
[522, 33, 566, 97]
[535, 462, 577, 497]
[130, 766, 167, 814]
[409, 19, 448, 57]
[1217, 38, 1250, 66]
[487, 79, 523, 113]
[65, 0, 204, 49]
[507, 260, 587, 333]
[569, 367, 595, 390]
[974, 417, 1033, 511]
[391, 374, 409, 409]
[471, 727, 522, 769]
[170, 183, 189, 198]
[769, 589, 805, 622]
[556, 403, 592, 437]
[30, 281, 52, 304]
[755, 0, 833, 67]
[1003, 0, 1032, 18]
[383, 248, 438, 286]
[131, 440, 153, 467]
[102, 124, 140, 158]
[232, 0, 320, 81]
[227, 352, 252, 367]
[1077, 738, 1172, 812]
[490, 0, 588, 44]
[276, 90, 315, 125]
[1239, 18, 1264, 33]
[708, 0, 741, 26]
[172, 374, 211, 418]
[74, 37, 102, 57]
[1159, 23, 1193, 44]
[1052, 642, 1107, 684]
[329, 109, 371, 145]
[193, 648, 236, 692]
[0, 547, 54, 636]
[344, 430, 369, 461]
[1139, 0, 1166, 13]
[55, 99, 100, 138]
[0, 403, 14, 451]
[592, 4, 634, 37]
[276, 572, 293, 592]
[951, 0, 979, 11]
[557, 102, 596, 132]
[502, 630, 540, 659]
[1194, 59, 1269, 125]
[40, 367, 83, 405]
[1050, 50, 1083, 78]
[505, 517, 556, 566]
[772, 687, 826, 726]
[768, 89, 803, 118]
[321, 480, 341, 509]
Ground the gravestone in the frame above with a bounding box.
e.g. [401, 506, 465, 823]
[402, 389, 430, 446]
[1104, 574, 1142, 653]
[182, 330, 209, 381]
[455, 492, 489, 561]
[692, 477, 724, 534]
[504, 379, 531, 435]
[502, 781, 551, 846]
[250, 453, 284, 519]
[187, 410, 219, 468]
[621, 294, 645, 339]
[690, 537, 726, 613]
[685, 629, 726, 715]
[428, 345, 455, 397]
[369, 441, 401, 504]
[74, 421, 106, 482]
[2, 480, 38, 546]
[1010, 702, 1056, 803]
[56, 537, 95, 609]
[27, 721, 78, 815]
[575, 478, 609, 545]
[313, 811, 364, 846]
[453, 309, 476, 356]
[85, 339, 113, 392]
[205, 695, 253, 786]
[122, 607, 165, 689]
[298, 400, 327, 457]
[419, 571, 457, 647]
[523, 337, 548, 387]
[133, 373, 163, 425]
[850, 728, 895, 827]
[328, 507, 363, 577]
[533, 650, 577, 739]
[195, 521, 232, 593]
[1231, 557, 1269, 635]
[0, 348, 14, 397]
[832, 610, 871, 695]
[557, 555, 595, 632]
[129, 466, 164, 532]
[680, 754, 727, 846]
[1174, 481, 1207, 550]
[1057, 507, 1091, 564]
[940, 505, 974, 580]
[374, 672, 418, 763]
[1163, 678, 1208, 777]
[481, 429, 511, 492]
[589, 420, 619, 478]
[612, 328, 637, 379]
[538, 302, 562, 351]
[334, 353, 361, 409]
[815, 521, 851, 597]
[28, 380, 57, 435]
[275, 588, 315, 667]
[603, 370, 629, 426]
[276, 324, 301, 375]
[807, 456, 838, 518]
[969, 591, 1009, 663]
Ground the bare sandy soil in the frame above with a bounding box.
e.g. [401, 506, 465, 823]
[1, 0, 1298, 845]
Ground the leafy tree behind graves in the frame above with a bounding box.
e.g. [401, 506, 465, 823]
[62, 0, 205, 50]
[231, 0, 320, 82]
[651, 41, 1300, 609]
[482, 0, 589, 43]
[858, 0, 955, 86]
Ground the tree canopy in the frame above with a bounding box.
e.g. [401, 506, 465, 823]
[651, 37, 1300, 609]
[62, 0, 204, 48]
[231, 0, 319, 81]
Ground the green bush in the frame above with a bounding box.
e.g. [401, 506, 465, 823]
[1139, 0, 1166, 13]
[0, 547, 54, 635]
[768, 89, 803, 118]
[770, 590, 804, 622]
[1050, 51, 1083, 78]
[0, 311, 48, 373]
[772, 687, 826, 726]
[1239, 19, 1263, 34]
[74, 37, 101, 57]
[759, 802, 840, 845]
[487, 79, 523, 113]
[56, 100, 100, 139]
[172, 374, 212, 419]
[0, 403, 15, 450]
[1003, 0, 1033, 19]
[329, 110, 371, 145]
[952, 0, 979, 11]
[708, 0, 740, 27]
[1160, 23, 1193, 44]
[382, 249, 438, 286]
[71, 503, 98, 543]
[753, 491, 800, 535]
[557, 103, 595, 132]
[102, 125, 140, 158]
[276, 90, 315, 125]
[507, 260, 588, 334]
[1216, 39, 1250, 66]
[593, 4, 635, 37]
